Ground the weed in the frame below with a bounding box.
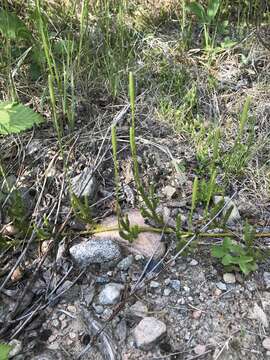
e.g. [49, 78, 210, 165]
[224, 97, 254, 177]
[129, 72, 163, 226]
[186, 0, 221, 49]
[211, 237, 258, 275]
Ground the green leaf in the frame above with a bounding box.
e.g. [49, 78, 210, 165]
[0, 343, 12, 360]
[207, 0, 220, 21]
[221, 253, 234, 266]
[211, 245, 226, 258]
[0, 10, 31, 41]
[186, 2, 207, 24]
[0, 102, 44, 135]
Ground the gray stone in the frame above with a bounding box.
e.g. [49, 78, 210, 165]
[150, 281, 160, 289]
[223, 273, 236, 284]
[8, 339, 22, 358]
[128, 301, 148, 319]
[133, 317, 167, 350]
[117, 255, 133, 271]
[70, 167, 97, 199]
[263, 338, 270, 350]
[95, 275, 110, 284]
[163, 185, 176, 199]
[163, 288, 171, 296]
[26, 139, 42, 155]
[190, 259, 198, 266]
[69, 239, 121, 267]
[98, 283, 124, 305]
[115, 319, 127, 343]
[169, 279, 181, 291]
[93, 304, 104, 314]
[216, 282, 227, 291]
[264, 272, 270, 289]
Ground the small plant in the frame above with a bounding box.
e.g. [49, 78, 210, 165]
[211, 237, 258, 275]
[187, 0, 221, 49]
[129, 72, 163, 226]
[112, 124, 140, 242]
[188, 170, 221, 227]
[224, 97, 254, 177]
[70, 193, 92, 224]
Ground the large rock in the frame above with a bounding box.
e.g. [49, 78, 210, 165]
[69, 239, 121, 267]
[133, 317, 167, 350]
[70, 167, 97, 199]
[93, 209, 165, 260]
[98, 283, 124, 305]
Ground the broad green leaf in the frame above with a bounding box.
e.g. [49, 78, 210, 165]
[186, 2, 207, 24]
[0, 102, 44, 135]
[0, 343, 12, 360]
[221, 253, 234, 266]
[207, 0, 220, 21]
[0, 10, 31, 41]
[222, 237, 233, 249]
[211, 245, 226, 258]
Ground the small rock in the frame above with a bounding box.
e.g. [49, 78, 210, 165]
[163, 185, 176, 199]
[213, 196, 240, 225]
[190, 259, 198, 266]
[70, 167, 97, 199]
[169, 279, 181, 291]
[69, 239, 121, 267]
[2, 224, 18, 236]
[26, 139, 42, 155]
[8, 339, 22, 358]
[117, 255, 133, 271]
[52, 319, 59, 327]
[133, 317, 167, 350]
[194, 344, 206, 355]
[263, 338, 270, 350]
[69, 332, 77, 340]
[66, 305, 77, 313]
[98, 283, 124, 305]
[128, 301, 148, 319]
[216, 282, 227, 291]
[11, 267, 23, 282]
[164, 278, 171, 286]
[214, 288, 222, 297]
[192, 310, 202, 319]
[163, 288, 171, 296]
[95, 275, 110, 284]
[150, 281, 160, 289]
[250, 303, 268, 328]
[264, 272, 270, 289]
[135, 254, 144, 261]
[223, 273, 236, 284]
[93, 304, 104, 314]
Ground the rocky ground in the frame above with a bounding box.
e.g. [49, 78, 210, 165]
[1, 14, 270, 360]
